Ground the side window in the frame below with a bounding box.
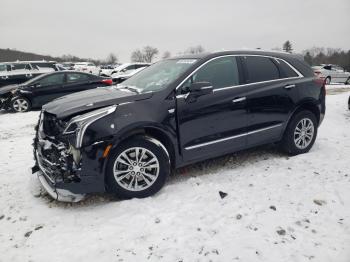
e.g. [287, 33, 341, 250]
[12, 63, 26, 71]
[277, 59, 298, 78]
[0, 64, 7, 72]
[37, 73, 65, 86]
[244, 56, 280, 83]
[191, 57, 240, 89]
[67, 73, 90, 83]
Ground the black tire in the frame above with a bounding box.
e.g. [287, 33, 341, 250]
[106, 136, 170, 199]
[345, 77, 350, 85]
[280, 110, 318, 155]
[11, 96, 31, 112]
[325, 77, 331, 85]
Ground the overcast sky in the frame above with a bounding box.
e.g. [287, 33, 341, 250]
[1, 0, 349, 62]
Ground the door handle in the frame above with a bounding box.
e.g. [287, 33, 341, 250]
[284, 84, 296, 89]
[232, 97, 246, 103]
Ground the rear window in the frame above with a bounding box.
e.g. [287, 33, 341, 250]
[244, 56, 280, 83]
[277, 59, 298, 78]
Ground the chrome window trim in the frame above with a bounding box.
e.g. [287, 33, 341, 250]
[175, 54, 304, 98]
[184, 123, 283, 150]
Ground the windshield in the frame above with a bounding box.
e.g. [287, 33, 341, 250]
[119, 59, 197, 93]
[22, 73, 48, 85]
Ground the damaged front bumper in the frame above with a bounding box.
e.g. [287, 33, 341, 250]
[33, 150, 85, 202]
[32, 111, 110, 202]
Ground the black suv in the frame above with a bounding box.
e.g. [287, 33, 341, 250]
[33, 51, 326, 202]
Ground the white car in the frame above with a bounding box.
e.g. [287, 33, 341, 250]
[74, 62, 99, 75]
[109, 63, 150, 77]
[111, 64, 149, 83]
[312, 64, 350, 85]
[99, 64, 121, 77]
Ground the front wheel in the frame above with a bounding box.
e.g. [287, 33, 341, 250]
[11, 97, 31, 112]
[280, 111, 318, 155]
[106, 136, 170, 199]
[325, 77, 331, 85]
[345, 77, 350, 85]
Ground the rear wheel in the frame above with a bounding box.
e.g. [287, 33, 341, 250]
[281, 110, 318, 155]
[11, 97, 31, 112]
[325, 77, 331, 85]
[106, 136, 170, 199]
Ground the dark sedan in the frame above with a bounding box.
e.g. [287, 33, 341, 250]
[0, 71, 113, 112]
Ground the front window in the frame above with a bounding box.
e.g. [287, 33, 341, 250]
[120, 59, 197, 93]
[191, 56, 240, 89]
[37, 73, 65, 86]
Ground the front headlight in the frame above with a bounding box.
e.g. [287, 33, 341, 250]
[63, 105, 117, 148]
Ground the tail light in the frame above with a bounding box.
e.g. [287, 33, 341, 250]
[101, 79, 113, 85]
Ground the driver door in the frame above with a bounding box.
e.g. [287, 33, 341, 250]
[176, 56, 249, 162]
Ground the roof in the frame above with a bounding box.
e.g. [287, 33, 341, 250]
[171, 49, 301, 61]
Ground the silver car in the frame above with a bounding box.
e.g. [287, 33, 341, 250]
[312, 64, 350, 85]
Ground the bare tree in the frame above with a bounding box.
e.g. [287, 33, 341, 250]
[143, 46, 159, 63]
[282, 41, 293, 53]
[131, 49, 145, 62]
[185, 45, 205, 54]
[162, 51, 171, 59]
[106, 53, 118, 64]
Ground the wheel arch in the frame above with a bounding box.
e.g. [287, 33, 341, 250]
[107, 125, 178, 170]
[282, 100, 321, 136]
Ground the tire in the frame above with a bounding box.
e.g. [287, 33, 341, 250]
[280, 110, 318, 155]
[325, 77, 331, 85]
[106, 136, 170, 199]
[11, 96, 31, 112]
[345, 77, 350, 85]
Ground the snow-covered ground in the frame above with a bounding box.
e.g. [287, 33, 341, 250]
[0, 91, 350, 262]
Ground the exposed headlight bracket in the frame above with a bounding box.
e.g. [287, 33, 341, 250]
[63, 105, 117, 148]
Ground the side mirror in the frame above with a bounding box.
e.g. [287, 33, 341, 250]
[185, 82, 213, 102]
[189, 82, 213, 95]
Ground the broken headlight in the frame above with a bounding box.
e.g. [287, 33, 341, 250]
[63, 105, 117, 148]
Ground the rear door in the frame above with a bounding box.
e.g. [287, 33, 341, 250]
[241, 55, 301, 146]
[65, 72, 98, 93]
[177, 56, 248, 162]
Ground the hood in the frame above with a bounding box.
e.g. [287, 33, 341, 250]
[43, 87, 153, 119]
[0, 84, 22, 95]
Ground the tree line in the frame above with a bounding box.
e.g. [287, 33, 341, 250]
[2, 43, 349, 71]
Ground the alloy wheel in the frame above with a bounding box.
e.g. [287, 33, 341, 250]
[293, 118, 314, 149]
[12, 98, 29, 112]
[113, 147, 160, 191]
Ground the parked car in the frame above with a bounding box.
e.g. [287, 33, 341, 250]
[33, 50, 326, 202]
[0, 71, 112, 112]
[99, 64, 121, 77]
[0, 61, 62, 87]
[111, 66, 148, 84]
[73, 62, 100, 75]
[108, 63, 151, 77]
[61, 62, 76, 70]
[312, 64, 350, 84]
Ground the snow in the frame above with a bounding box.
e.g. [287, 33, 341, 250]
[0, 91, 350, 262]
